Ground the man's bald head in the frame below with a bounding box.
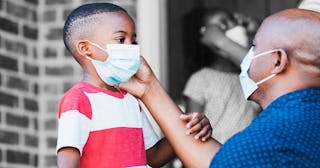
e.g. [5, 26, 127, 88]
[255, 9, 320, 85]
[248, 9, 320, 108]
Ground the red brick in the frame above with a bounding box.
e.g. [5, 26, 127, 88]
[45, 65, 74, 76]
[24, 134, 38, 147]
[24, 98, 39, 112]
[46, 28, 63, 40]
[45, 0, 70, 5]
[46, 137, 56, 148]
[0, 91, 18, 107]
[4, 39, 28, 55]
[24, 62, 39, 76]
[44, 47, 57, 58]
[6, 113, 29, 128]
[7, 150, 30, 164]
[6, 76, 29, 91]
[0, 130, 19, 144]
[45, 155, 56, 166]
[0, 17, 18, 34]
[0, 54, 18, 71]
[6, 1, 29, 20]
[31, 154, 38, 167]
[25, 0, 39, 5]
[43, 10, 56, 22]
[33, 83, 39, 95]
[23, 25, 38, 40]
[45, 118, 57, 130]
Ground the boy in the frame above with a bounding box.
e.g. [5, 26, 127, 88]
[57, 3, 212, 168]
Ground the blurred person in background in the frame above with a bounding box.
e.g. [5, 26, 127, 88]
[298, 0, 320, 12]
[182, 7, 261, 144]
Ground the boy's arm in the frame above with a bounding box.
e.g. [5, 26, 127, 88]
[118, 57, 221, 167]
[57, 147, 80, 168]
[146, 138, 175, 167]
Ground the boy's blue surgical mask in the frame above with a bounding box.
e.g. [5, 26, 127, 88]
[239, 47, 280, 100]
[86, 41, 141, 86]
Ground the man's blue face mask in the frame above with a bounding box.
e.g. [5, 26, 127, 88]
[239, 47, 280, 100]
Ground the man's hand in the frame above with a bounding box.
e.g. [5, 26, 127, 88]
[180, 112, 212, 142]
[118, 56, 157, 99]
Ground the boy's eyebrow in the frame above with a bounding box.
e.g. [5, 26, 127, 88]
[113, 30, 136, 37]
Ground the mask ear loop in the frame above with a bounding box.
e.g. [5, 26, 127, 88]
[84, 40, 106, 52]
[86, 56, 94, 61]
[253, 49, 281, 58]
[256, 73, 276, 85]
[253, 49, 281, 85]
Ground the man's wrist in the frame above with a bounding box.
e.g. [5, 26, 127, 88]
[140, 77, 161, 102]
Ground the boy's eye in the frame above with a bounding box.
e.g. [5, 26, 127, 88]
[117, 38, 125, 43]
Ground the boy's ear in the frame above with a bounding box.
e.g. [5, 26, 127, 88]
[76, 40, 92, 57]
[271, 49, 288, 74]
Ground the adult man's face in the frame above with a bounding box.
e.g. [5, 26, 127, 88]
[247, 21, 279, 101]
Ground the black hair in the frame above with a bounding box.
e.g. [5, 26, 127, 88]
[63, 3, 127, 53]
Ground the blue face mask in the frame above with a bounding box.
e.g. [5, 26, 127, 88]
[239, 47, 280, 100]
[86, 41, 141, 86]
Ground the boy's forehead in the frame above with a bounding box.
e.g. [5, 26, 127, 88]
[87, 12, 135, 36]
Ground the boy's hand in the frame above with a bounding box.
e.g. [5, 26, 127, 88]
[180, 112, 212, 142]
[118, 56, 157, 99]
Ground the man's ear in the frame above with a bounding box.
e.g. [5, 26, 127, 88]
[271, 49, 288, 74]
[76, 40, 92, 57]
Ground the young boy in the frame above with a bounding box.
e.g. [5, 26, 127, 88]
[57, 3, 212, 168]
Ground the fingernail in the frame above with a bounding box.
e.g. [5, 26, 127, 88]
[194, 136, 199, 140]
[186, 131, 190, 135]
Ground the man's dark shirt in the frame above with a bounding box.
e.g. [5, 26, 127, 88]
[210, 88, 320, 167]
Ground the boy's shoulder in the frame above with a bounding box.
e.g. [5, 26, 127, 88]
[58, 82, 93, 118]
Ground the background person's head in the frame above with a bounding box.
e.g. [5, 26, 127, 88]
[247, 9, 320, 108]
[183, 7, 255, 78]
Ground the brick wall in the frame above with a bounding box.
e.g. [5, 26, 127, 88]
[0, 0, 137, 167]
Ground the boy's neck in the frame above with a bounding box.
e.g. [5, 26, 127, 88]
[82, 74, 120, 93]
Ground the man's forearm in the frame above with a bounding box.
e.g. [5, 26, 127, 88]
[141, 79, 221, 167]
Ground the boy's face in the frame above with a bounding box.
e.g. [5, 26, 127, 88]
[86, 11, 137, 62]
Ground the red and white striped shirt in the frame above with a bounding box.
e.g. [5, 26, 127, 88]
[56, 82, 159, 168]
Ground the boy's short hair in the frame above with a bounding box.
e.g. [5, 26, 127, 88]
[63, 3, 127, 54]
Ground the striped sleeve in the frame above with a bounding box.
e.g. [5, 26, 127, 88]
[56, 88, 92, 155]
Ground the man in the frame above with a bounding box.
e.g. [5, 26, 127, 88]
[119, 9, 320, 167]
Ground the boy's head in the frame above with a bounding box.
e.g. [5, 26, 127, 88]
[63, 3, 136, 62]
[63, 3, 140, 87]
